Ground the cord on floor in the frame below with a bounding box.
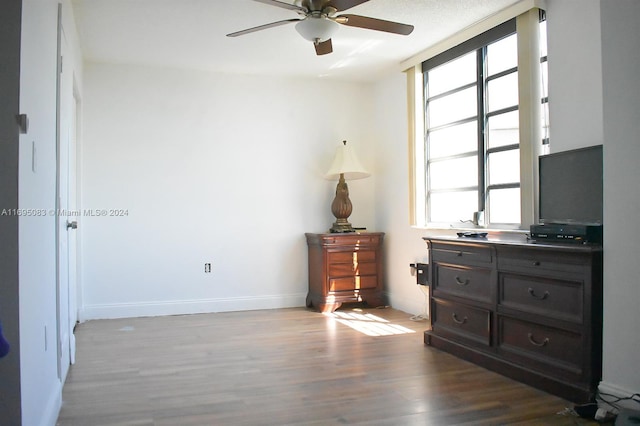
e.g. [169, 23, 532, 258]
[410, 285, 429, 321]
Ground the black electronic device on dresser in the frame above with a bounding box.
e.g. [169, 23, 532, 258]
[530, 223, 603, 244]
[531, 145, 603, 244]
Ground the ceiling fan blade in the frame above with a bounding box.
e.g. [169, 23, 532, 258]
[337, 14, 414, 35]
[326, 0, 369, 12]
[226, 18, 302, 37]
[253, 0, 307, 13]
[314, 38, 333, 55]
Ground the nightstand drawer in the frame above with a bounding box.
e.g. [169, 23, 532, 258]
[328, 250, 376, 264]
[320, 234, 380, 246]
[499, 273, 583, 323]
[432, 298, 491, 347]
[329, 262, 377, 277]
[329, 275, 377, 292]
[433, 263, 491, 303]
[498, 316, 583, 380]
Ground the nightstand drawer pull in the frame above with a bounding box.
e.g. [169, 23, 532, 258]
[533, 261, 541, 266]
[527, 288, 549, 300]
[455, 276, 470, 286]
[527, 333, 549, 347]
[452, 313, 468, 324]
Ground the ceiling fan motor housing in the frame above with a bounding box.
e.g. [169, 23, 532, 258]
[295, 16, 339, 42]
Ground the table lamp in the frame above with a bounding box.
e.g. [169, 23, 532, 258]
[325, 140, 370, 233]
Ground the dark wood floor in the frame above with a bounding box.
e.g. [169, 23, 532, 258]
[57, 307, 601, 425]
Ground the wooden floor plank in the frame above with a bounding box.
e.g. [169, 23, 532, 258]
[57, 307, 602, 425]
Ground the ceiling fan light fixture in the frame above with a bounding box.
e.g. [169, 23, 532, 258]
[295, 17, 339, 42]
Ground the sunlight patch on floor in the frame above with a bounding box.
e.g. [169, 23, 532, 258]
[324, 310, 416, 337]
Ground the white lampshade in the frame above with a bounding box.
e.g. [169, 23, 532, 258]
[295, 17, 339, 42]
[325, 141, 370, 180]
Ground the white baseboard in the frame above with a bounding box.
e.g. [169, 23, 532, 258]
[41, 380, 62, 426]
[79, 293, 307, 321]
[599, 381, 640, 410]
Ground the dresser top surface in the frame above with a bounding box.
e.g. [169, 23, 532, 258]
[307, 232, 385, 237]
[423, 235, 602, 253]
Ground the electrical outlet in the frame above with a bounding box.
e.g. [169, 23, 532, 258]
[204, 263, 211, 273]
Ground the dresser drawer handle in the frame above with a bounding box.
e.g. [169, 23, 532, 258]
[527, 288, 549, 300]
[527, 333, 549, 347]
[455, 276, 470, 286]
[452, 313, 468, 324]
[457, 251, 463, 257]
[533, 261, 541, 266]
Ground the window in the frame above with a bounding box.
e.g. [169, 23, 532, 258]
[416, 11, 548, 229]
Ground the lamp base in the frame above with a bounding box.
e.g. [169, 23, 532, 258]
[330, 174, 356, 233]
[329, 220, 355, 233]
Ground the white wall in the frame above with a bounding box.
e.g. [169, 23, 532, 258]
[18, 1, 61, 424]
[371, 73, 430, 316]
[545, 0, 640, 399]
[80, 63, 376, 319]
[599, 0, 640, 402]
[545, 0, 604, 152]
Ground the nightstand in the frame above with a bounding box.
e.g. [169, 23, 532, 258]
[305, 232, 385, 313]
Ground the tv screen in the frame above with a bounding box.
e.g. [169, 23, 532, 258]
[539, 145, 603, 225]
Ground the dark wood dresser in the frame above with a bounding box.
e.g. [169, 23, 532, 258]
[306, 232, 385, 313]
[423, 236, 603, 403]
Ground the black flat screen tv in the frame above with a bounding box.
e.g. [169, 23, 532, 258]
[538, 145, 603, 225]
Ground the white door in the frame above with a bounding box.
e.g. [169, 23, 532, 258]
[67, 92, 79, 365]
[56, 15, 78, 381]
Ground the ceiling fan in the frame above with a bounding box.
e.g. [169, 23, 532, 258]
[226, 0, 414, 55]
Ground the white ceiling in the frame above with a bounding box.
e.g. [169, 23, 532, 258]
[71, 0, 521, 82]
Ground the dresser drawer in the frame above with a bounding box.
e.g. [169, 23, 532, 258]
[497, 248, 587, 276]
[433, 263, 492, 303]
[432, 298, 491, 347]
[498, 316, 583, 380]
[499, 273, 583, 323]
[329, 262, 377, 277]
[328, 250, 376, 264]
[431, 244, 493, 266]
[329, 275, 377, 292]
[320, 234, 380, 246]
